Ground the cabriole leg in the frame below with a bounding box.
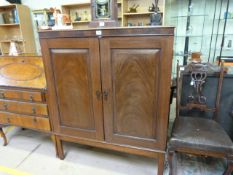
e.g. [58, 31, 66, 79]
[0, 127, 7, 146]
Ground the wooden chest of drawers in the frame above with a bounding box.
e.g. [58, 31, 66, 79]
[0, 56, 51, 146]
[0, 88, 50, 131]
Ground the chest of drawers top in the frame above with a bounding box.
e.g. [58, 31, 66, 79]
[0, 55, 46, 89]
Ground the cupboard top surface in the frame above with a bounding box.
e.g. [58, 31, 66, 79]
[39, 26, 174, 39]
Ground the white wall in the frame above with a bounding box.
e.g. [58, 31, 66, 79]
[21, 0, 89, 10]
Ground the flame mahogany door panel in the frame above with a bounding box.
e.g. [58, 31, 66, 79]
[100, 37, 173, 150]
[41, 38, 104, 140]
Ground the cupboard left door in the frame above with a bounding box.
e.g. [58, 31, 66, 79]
[40, 38, 104, 140]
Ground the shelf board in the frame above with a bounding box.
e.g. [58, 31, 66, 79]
[0, 23, 20, 27]
[65, 21, 90, 25]
[0, 52, 26, 56]
[124, 12, 156, 16]
[174, 54, 190, 57]
[176, 35, 206, 37]
[176, 34, 233, 37]
[0, 40, 24, 43]
[211, 48, 233, 51]
[62, 2, 91, 7]
[72, 21, 90, 24]
[171, 14, 208, 18]
[215, 18, 233, 20]
[213, 33, 233, 35]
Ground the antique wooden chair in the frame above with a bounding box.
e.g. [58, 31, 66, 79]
[168, 61, 233, 175]
[0, 126, 7, 146]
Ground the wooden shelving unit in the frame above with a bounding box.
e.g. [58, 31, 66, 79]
[32, 9, 53, 54]
[32, 9, 53, 30]
[122, 0, 163, 26]
[117, 0, 123, 26]
[0, 23, 20, 26]
[123, 12, 155, 16]
[72, 21, 90, 24]
[60, 0, 164, 29]
[0, 4, 36, 55]
[61, 3, 91, 29]
[0, 39, 24, 43]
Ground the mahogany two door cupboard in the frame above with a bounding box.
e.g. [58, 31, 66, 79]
[39, 27, 174, 175]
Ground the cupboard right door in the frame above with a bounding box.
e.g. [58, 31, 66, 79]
[100, 36, 173, 150]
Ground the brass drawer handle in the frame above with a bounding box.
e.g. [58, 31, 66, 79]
[32, 107, 36, 114]
[96, 90, 102, 100]
[3, 103, 8, 110]
[33, 117, 37, 123]
[30, 95, 34, 102]
[103, 91, 108, 101]
[6, 117, 10, 123]
[0, 92, 5, 99]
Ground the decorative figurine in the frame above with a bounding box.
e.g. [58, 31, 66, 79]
[127, 22, 133, 26]
[128, 4, 139, 13]
[150, 12, 162, 25]
[9, 41, 21, 56]
[138, 22, 144, 26]
[83, 10, 88, 21]
[148, 2, 159, 12]
[49, 7, 72, 30]
[148, 4, 156, 12]
[148, 0, 160, 12]
[47, 10, 55, 27]
[191, 52, 202, 62]
[148, 0, 162, 25]
[74, 12, 81, 21]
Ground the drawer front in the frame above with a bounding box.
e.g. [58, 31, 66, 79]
[0, 100, 48, 116]
[0, 89, 44, 102]
[0, 112, 51, 131]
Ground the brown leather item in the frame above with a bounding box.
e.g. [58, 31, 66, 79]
[168, 62, 233, 175]
[170, 117, 233, 154]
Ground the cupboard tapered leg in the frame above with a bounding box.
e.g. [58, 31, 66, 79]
[157, 153, 165, 175]
[55, 136, 64, 160]
[51, 135, 58, 156]
[0, 127, 7, 146]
